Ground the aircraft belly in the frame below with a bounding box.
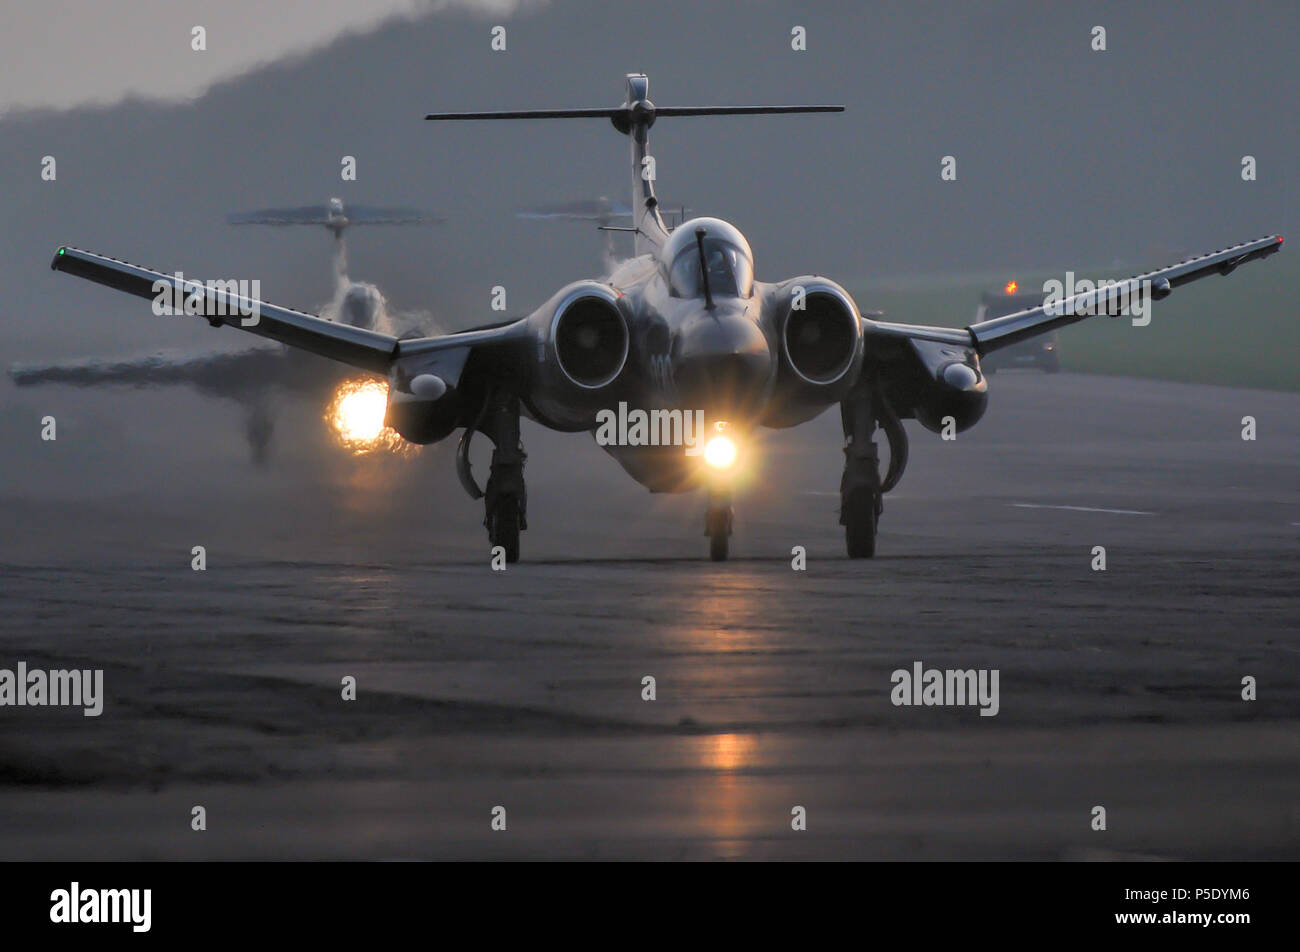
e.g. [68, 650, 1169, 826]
[600, 440, 702, 494]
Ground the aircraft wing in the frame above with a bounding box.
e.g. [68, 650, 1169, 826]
[51, 246, 532, 384]
[10, 346, 288, 398]
[865, 235, 1284, 355]
[51, 247, 399, 374]
[393, 317, 532, 359]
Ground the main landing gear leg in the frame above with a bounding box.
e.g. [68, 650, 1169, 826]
[840, 378, 882, 559]
[483, 392, 527, 563]
[704, 487, 733, 562]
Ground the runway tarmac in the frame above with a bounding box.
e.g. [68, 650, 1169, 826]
[0, 371, 1296, 859]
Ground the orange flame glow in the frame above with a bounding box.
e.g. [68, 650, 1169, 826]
[325, 378, 413, 456]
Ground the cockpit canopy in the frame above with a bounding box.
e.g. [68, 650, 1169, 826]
[661, 217, 754, 299]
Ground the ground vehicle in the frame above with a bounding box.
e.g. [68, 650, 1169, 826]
[975, 285, 1060, 373]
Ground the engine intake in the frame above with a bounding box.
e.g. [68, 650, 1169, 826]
[553, 293, 629, 390]
[764, 279, 864, 428]
[525, 283, 632, 431]
[783, 290, 859, 386]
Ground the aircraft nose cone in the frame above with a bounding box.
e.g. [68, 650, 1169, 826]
[673, 309, 773, 420]
[342, 285, 380, 329]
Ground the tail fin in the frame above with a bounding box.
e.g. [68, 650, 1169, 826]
[427, 73, 842, 255]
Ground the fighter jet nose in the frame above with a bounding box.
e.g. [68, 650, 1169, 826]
[673, 309, 773, 419]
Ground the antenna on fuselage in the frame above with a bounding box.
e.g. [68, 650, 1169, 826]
[694, 228, 715, 311]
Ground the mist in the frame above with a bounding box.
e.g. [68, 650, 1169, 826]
[2, 0, 1294, 554]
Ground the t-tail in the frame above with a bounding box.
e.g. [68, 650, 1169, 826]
[227, 198, 442, 287]
[425, 73, 843, 257]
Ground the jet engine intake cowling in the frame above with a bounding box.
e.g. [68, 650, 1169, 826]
[526, 282, 632, 431]
[765, 279, 864, 427]
[784, 290, 860, 385]
[553, 291, 629, 390]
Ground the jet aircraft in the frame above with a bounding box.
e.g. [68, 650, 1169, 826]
[16, 199, 439, 463]
[47, 74, 1284, 560]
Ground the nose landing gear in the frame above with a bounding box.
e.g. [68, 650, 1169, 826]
[704, 489, 733, 561]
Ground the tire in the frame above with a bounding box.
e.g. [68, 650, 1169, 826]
[489, 494, 521, 563]
[1041, 352, 1061, 374]
[706, 505, 731, 562]
[709, 530, 729, 562]
[844, 487, 878, 559]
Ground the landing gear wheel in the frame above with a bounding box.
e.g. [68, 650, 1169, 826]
[487, 493, 521, 563]
[840, 378, 886, 560]
[705, 504, 732, 562]
[844, 488, 878, 559]
[1041, 352, 1061, 374]
[479, 389, 526, 564]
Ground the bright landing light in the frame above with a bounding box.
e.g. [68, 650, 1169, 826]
[703, 434, 738, 469]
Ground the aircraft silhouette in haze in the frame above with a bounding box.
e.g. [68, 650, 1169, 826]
[16, 199, 439, 464]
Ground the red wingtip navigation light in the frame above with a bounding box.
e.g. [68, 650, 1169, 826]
[1004, 280, 1018, 295]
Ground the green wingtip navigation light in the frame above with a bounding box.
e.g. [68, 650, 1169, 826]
[57, 247, 65, 255]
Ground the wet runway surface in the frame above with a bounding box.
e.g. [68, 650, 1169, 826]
[1, 372, 1297, 859]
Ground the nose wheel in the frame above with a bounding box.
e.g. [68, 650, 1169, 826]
[704, 490, 733, 562]
[842, 485, 879, 559]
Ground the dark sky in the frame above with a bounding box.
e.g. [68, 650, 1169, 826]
[0, 0, 511, 114]
[4, 0, 1294, 359]
[1, 0, 1294, 511]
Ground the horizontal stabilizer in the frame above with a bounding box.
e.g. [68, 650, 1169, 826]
[517, 199, 633, 221]
[426, 91, 843, 139]
[425, 105, 843, 121]
[228, 202, 442, 228]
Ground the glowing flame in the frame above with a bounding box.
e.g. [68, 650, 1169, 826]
[326, 378, 411, 455]
[1004, 279, 1019, 295]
